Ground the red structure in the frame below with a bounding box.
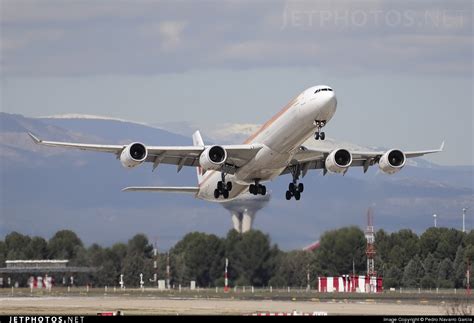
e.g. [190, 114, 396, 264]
[224, 258, 229, 292]
[302, 240, 320, 252]
[318, 275, 383, 293]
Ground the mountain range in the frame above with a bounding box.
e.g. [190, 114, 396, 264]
[0, 112, 472, 250]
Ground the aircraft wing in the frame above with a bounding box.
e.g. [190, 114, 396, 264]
[27, 132, 262, 171]
[283, 141, 445, 176]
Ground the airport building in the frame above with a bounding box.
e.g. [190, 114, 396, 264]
[317, 275, 383, 293]
[0, 259, 95, 288]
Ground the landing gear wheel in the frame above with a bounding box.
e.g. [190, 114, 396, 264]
[289, 182, 295, 192]
[222, 190, 229, 199]
[298, 183, 304, 193]
[314, 120, 327, 141]
[217, 181, 224, 191]
[226, 182, 233, 191]
[260, 185, 267, 196]
[214, 189, 220, 199]
[287, 164, 304, 201]
[249, 184, 256, 195]
[294, 191, 301, 200]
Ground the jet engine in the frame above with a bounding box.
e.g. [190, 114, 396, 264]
[325, 149, 352, 173]
[120, 142, 148, 168]
[378, 149, 406, 174]
[199, 145, 227, 171]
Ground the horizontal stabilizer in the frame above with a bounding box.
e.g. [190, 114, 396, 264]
[122, 186, 199, 193]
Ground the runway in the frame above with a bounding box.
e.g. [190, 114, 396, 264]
[0, 296, 453, 315]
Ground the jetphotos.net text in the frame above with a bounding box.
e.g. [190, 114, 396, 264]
[9, 317, 84, 323]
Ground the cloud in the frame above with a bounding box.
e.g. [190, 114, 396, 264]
[158, 21, 187, 51]
[2, 29, 65, 52]
[0, 0, 472, 76]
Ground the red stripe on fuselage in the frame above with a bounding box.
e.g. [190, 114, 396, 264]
[198, 95, 300, 189]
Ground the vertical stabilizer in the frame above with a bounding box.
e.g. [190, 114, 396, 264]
[192, 130, 205, 184]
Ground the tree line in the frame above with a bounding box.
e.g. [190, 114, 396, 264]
[0, 227, 472, 289]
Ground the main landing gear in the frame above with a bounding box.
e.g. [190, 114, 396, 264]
[314, 120, 326, 140]
[286, 165, 304, 201]
[214, 172, 232, 199]
[249, 180, 267, 196]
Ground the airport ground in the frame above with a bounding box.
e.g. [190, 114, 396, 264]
[0, 288, 472, 315]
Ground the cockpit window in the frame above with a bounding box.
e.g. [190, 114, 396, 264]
[314, 88, 333, 94]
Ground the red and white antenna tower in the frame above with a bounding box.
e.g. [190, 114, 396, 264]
[150, 237, 158, 284]
[365, 207, 376, 276]
[166, 252, 170, 289]
[224, 258, 229, 292]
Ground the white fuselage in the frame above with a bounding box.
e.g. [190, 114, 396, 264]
[196, 85, 337, 202]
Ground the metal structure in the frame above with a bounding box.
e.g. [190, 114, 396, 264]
[433, 213, 437, 228]
[166, 252, 170, 289]
[462, 208, 468, 233]
[221, 192, 271, 233]
[365, 208, 376, 276]
[150, 237, 159, 284]
[0, 260, 94, 274]
[224, 258, 229, 292]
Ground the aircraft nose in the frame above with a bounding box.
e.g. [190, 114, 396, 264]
[320, 91, 337, 109]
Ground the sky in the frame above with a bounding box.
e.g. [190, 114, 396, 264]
[1, 0, 472, 166]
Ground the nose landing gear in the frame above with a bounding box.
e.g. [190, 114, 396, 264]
[314, 120, 326, 140]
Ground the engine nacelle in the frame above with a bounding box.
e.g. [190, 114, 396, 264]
[378, 149, 406, 174]
[120, 142, 148, 168]
[199, 145, 227, 171]
[325, 149, 352, 173]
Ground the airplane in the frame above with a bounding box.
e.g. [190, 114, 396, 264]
[28, 85, 444, 201]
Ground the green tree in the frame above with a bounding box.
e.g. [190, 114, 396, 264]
[374, 229, 392, 275]
[453, 245, 466, 288]
[25, 237, 48, 259]
[225, 230, 279, 286]
[171, 232, 224, 287]
[390, 229, 419, 269]
[5, 232, 31, 259]
[419, 228, 441, 256]
[270, 250, 318, 288]
[402, 255, 424, 288]
[0, 240, 6, 266]
[437, 258, 454, 288]
[121, 234, 154, 287]
[435, 229, 464, 261]
[127, 234, 153, 258]
[47, 230, 84, 261]
[464, 230, 474, 246]
[384, 265, 403, 288]
[420, 253, 437, 288]
[315, 226, 366, 276]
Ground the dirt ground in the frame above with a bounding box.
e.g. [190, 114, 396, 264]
[0, 296, 452, 315]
